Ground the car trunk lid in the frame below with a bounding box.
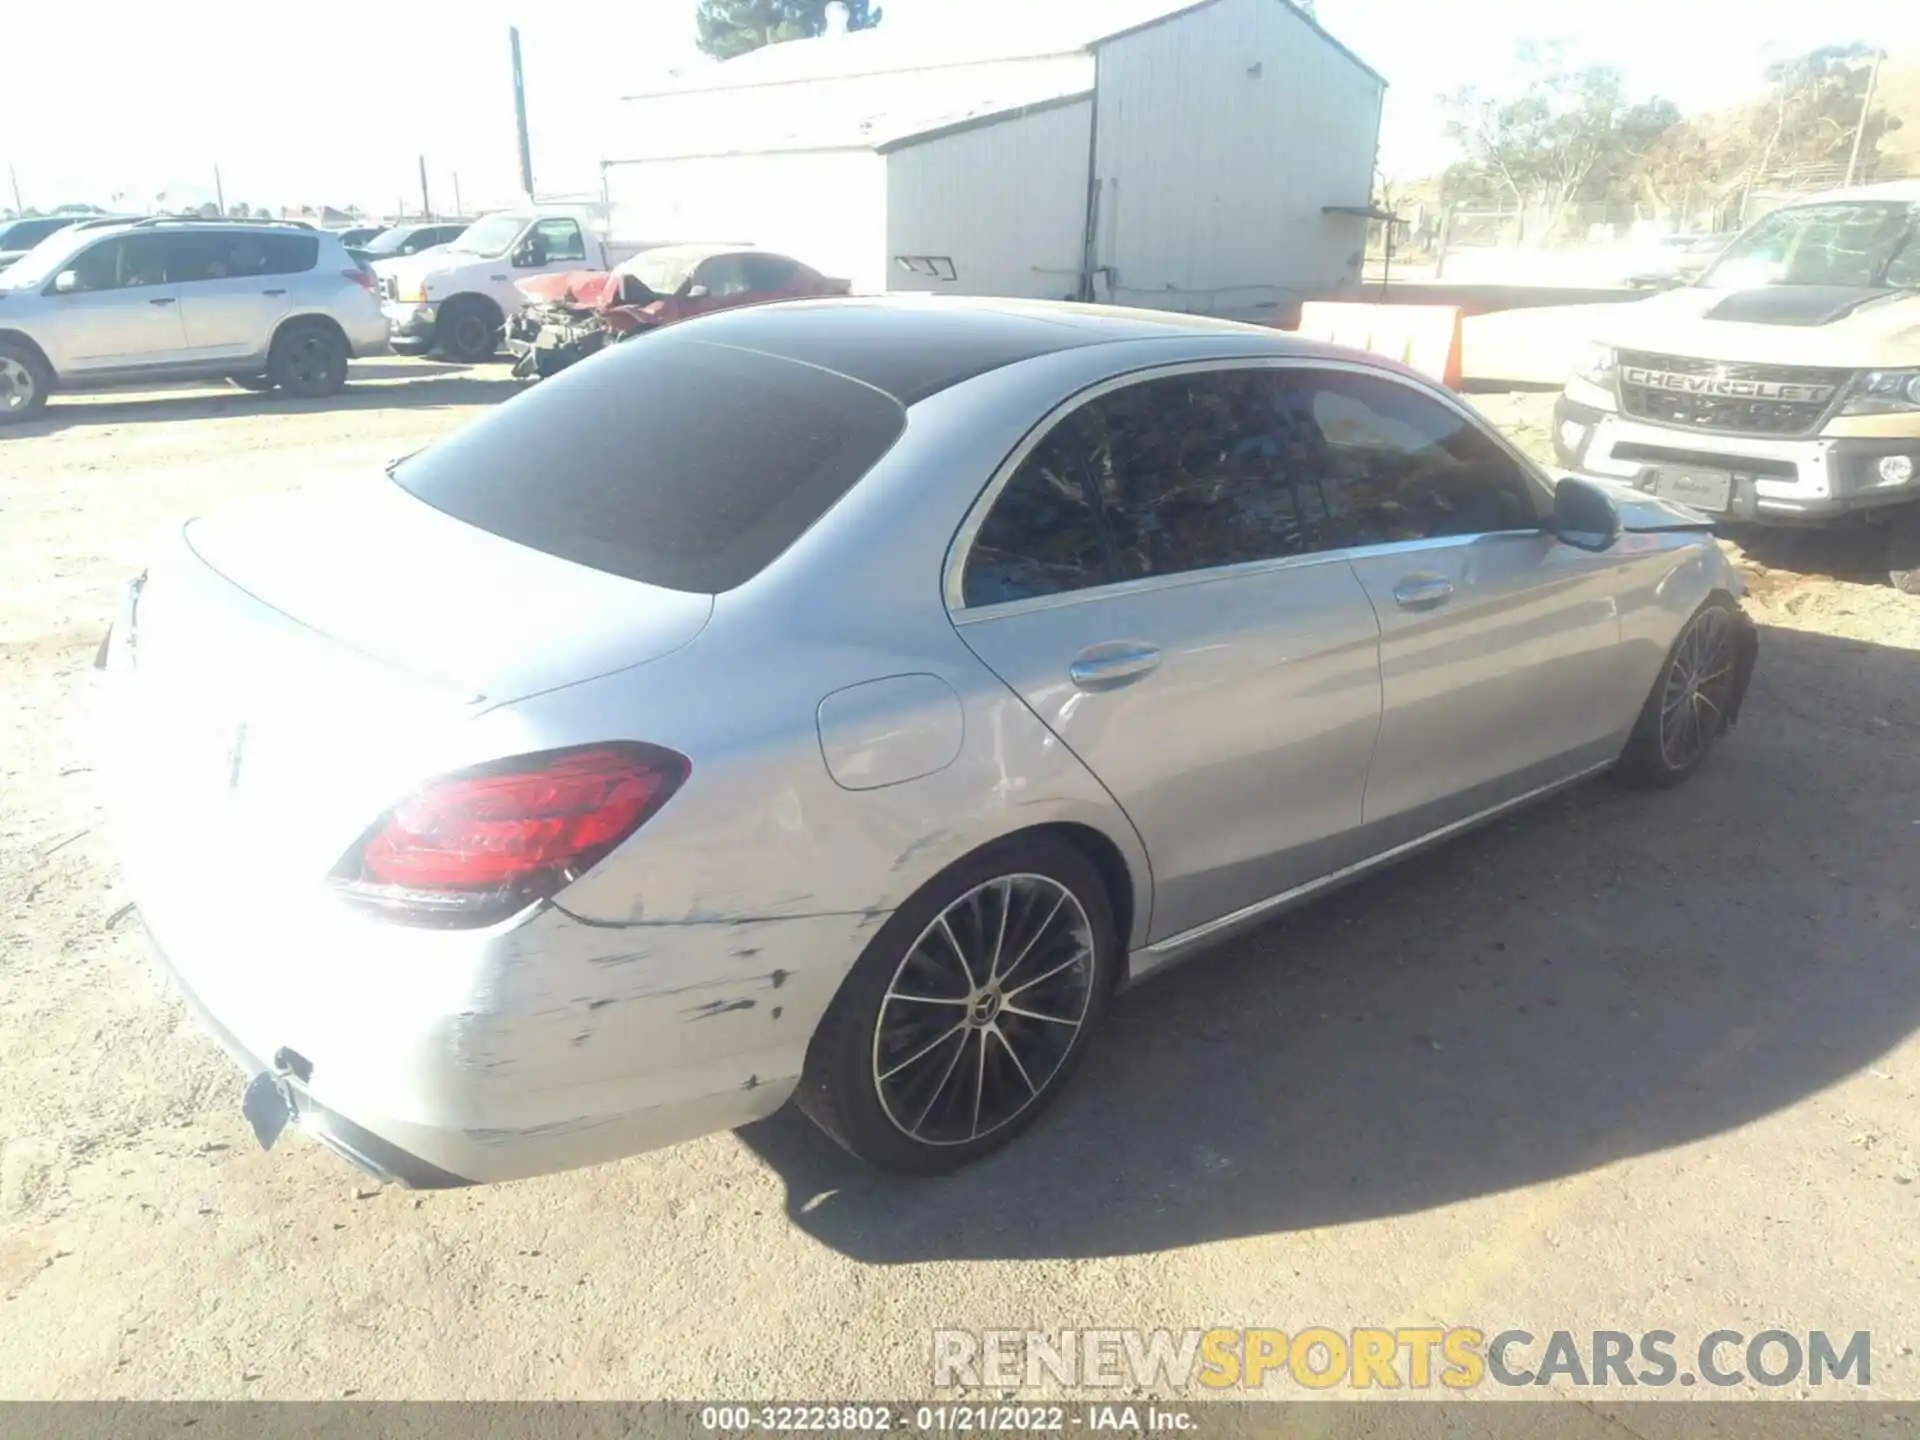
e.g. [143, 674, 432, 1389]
[182, 472, 714, 704]
[102, 477, 713, 900]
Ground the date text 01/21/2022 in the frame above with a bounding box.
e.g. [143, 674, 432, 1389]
[697, 1404, 1195, 1432]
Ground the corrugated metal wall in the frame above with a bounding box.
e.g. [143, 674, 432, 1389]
[1092, 0, 1384, 318]
[884, 100, 1095, 301]
[602, 151, 891, 292]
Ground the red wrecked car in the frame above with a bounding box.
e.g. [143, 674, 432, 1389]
[505, 243, 851, 378]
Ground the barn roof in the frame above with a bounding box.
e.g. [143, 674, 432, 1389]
[624, 0, 1380, 98]
[607, 0, 1380, 165]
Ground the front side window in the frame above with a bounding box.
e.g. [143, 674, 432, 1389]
[530, 217, 586, 264]
[1299, 370, 1549, 541]
[65, 235, 170, 292]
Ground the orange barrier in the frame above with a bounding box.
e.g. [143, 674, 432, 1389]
[1291, 302, 1466, 389]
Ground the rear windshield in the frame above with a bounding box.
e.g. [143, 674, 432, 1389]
[391, 337, 907, 593]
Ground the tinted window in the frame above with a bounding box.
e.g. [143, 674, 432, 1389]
[167, 231, 318, 281]
[740, 255, 799, 291]
[1077, 370, 1350, 582]
[964, 423, 1111, 607]
[697, 256, 755, 297]
[531, 217, 585, 264]
[65, 235, 170, 291]
[392, 337, 907, 593]
[962, 367, 1550, 605]
[1299, 370, 1548, 541]
[1, 218, 68, 248]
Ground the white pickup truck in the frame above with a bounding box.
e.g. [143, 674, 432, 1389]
[376, 206, 644, 361]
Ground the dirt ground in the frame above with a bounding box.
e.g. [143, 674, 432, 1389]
[3, 364, 1919, 1402]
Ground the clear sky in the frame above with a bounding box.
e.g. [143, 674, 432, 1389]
[2, 0, 1911, 216]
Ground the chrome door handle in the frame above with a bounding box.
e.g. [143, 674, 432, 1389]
[1392, 575, 1455, 611]
[1069, 645, 1162, 691]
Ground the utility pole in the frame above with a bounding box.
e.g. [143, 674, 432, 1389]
[511, 27, 536, 200]
[452, 171, 463, 219]
[8, 164, 22, 215]
[214, 164, 227, 215]
[418, 155, 433, 218]
[1844, 50, 1885, 189]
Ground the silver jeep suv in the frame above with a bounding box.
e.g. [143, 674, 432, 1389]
[0, 217, 389, 423]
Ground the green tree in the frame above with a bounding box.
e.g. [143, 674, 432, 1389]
[1443, 43, 1679, 241]
[695, 0, 881, 60]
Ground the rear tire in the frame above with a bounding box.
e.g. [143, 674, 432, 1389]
[0, 339, 52, 424]
[267, 322, 349, 398]
[435, 298, 500, 363]
[796, 835, 1115, 1176]
[1614, 596, 1746, 789]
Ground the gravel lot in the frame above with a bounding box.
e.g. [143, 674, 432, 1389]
[3, 362, 1918, 1401]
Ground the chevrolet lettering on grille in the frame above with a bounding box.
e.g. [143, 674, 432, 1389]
[1619, 366, 1837, 405]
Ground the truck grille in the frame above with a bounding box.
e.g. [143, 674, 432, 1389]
[1616, 352, 1849, 438]
[379, 274, 398, 302]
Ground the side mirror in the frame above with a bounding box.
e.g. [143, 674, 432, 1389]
[511, 242, 537, 267]
[1548, 476, 1622, 553]
[53, 270, 80, 294]
[686, 283, 710, 299]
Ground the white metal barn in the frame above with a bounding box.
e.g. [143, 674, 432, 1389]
[603, 0, 1385, 318]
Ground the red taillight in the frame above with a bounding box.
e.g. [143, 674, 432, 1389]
[345, 268, 376, 292]
[331, 743, 689, 927]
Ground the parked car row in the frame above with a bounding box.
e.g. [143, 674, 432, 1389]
[0, 201, 848, 420]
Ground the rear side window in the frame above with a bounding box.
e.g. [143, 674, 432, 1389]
[167, 231, 319, 281]
[392, 338, 907, 593]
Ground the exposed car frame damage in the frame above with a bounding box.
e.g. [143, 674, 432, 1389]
[506, 271, 663, 379]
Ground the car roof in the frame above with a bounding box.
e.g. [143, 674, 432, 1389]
[650, 294, 1326, 405]
[638, 242, 776, 265]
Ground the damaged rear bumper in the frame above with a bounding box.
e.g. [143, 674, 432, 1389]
[122, 891, 843, 1186]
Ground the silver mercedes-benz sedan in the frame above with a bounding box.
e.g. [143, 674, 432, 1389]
[96, 297, 1759, 1187]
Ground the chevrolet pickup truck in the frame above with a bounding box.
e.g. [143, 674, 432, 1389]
[1554, 181, 1920, 593]
[376, 206, 642, 362]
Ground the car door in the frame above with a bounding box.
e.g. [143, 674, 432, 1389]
[41, 233, 190, 374]
[170, 231, 299, 362]
[1297, 366, 1631, 842]
[951, 364, 1385, 946]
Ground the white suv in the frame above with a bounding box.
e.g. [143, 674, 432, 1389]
[0, 218, 389, 423]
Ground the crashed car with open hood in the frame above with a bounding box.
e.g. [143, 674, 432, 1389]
[505, 243, 850, 378]
[1553, 180, 1920, 592]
